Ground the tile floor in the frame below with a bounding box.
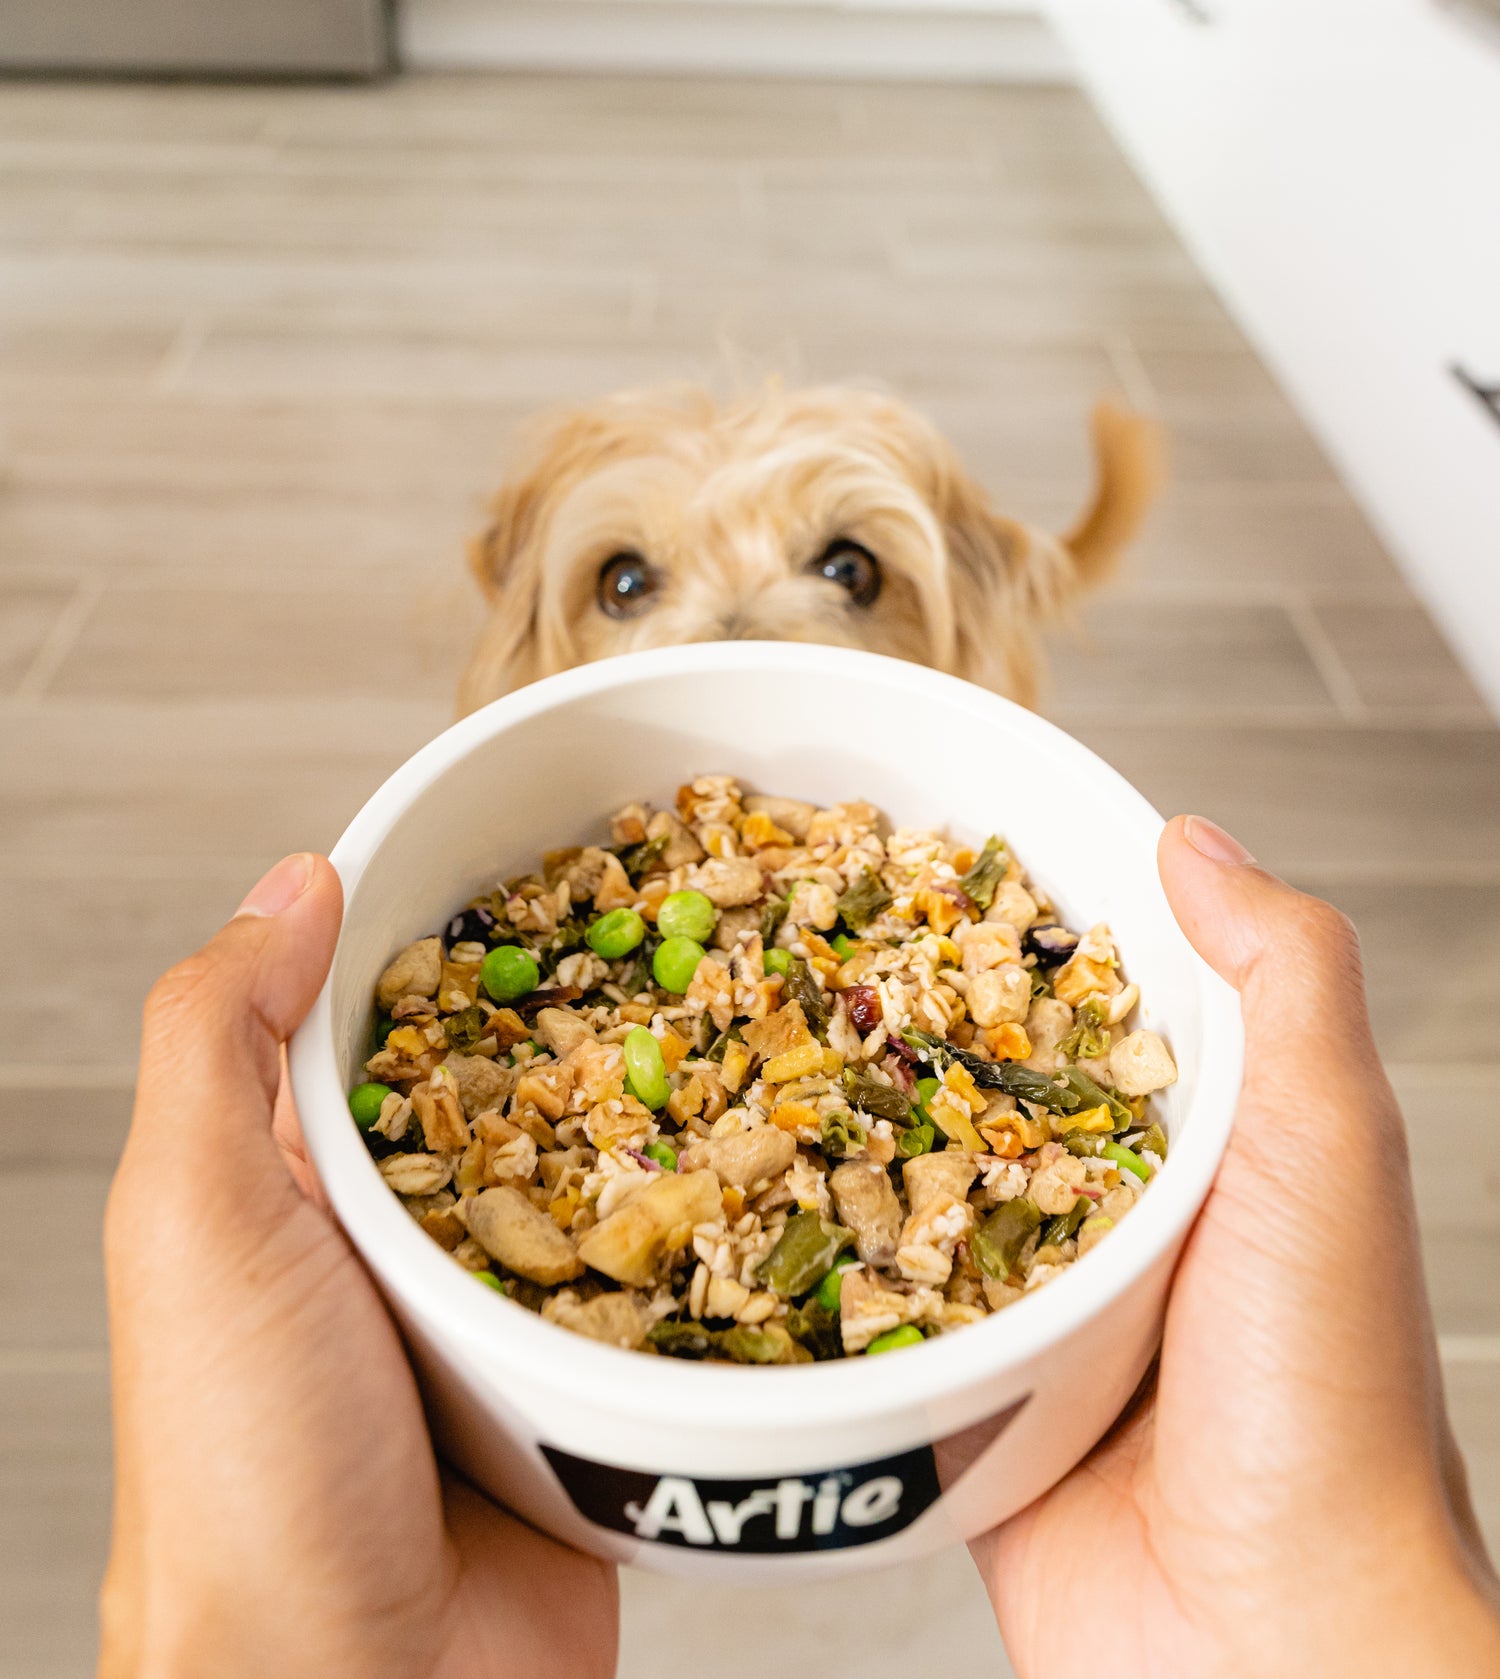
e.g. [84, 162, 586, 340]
[0, 71, 1496, 1679]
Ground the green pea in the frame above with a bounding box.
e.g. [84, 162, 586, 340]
[371, 1015, 395, 1049]
[474, 1270, 509, 1294]
[653, 936, 706, 994]
[623, 1025, 670, 1110]
[914, 1077, 941, 1121]
[814, 1251, 859, 1313]
[831, 933, 856, 960]
[586, 907, 646, 960]
[643, 1139, 678, 1172]
[657, 889, 717, 944]
[480, 944, 539, 1003]
[866, 1324, 924, 1355]
[348, 1081, 393, 1130]
[762, 947, 792, 978]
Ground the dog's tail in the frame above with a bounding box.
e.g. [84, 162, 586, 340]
[1063, 401, 1166, 586]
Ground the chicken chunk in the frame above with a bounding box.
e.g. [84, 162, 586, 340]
[684, 1126, 797, 1189]
[465, 1186, 584, 1286]
[1020, 998, 1074, 1074]
[1109, 1030, 1178, 1096]
[688, 856, 764, 908]
[442, 1052, 519, 1120]
[966, 964, 1032, 1028]
[542, 1289, 647, 1350]
[829, 1160, 903, 1266]
[646, 808, 706, 870]
[375, 937, 443, 1010]
[902, 1151, 979, 1216]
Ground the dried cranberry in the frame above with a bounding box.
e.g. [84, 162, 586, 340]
[885, 1033, 919, 1065]
[843, 985, 882, 1035]
[447, 905, 497, 948]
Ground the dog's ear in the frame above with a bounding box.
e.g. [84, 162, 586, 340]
[942, 401, 1165, 705]
[455, 428, 565, 716]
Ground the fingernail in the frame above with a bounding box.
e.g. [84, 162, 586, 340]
[1184, 815, 1256, 867]
[235, 853, 315, 919]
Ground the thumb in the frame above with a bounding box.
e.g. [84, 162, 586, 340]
[1158, 814, 1380, 1095]
[128, 853, 344, 1190]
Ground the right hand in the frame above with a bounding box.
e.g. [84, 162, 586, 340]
[971, 815, 1500, 1678]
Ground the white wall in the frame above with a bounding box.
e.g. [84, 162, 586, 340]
[401, 0, 1069, 80]
[1049, 0, 1500, 717]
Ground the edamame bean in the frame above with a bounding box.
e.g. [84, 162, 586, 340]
[474, 1270, 508, 1294]
[480, 944, 539, 1003]
[914, 1076, 941, 1120]
[652, 936, 705, 994]
[586, 907, 646, 959]
[623, 1025, 670, 1110]
[348, 1081, 393, 1130]
[813, 1251, 859, 1312]
[866, 1324, 924, 1355]
[830, 933, 856, 960]
[643, 1139, 678, 1172]
[762, 947, 792, 978]
[657, 889, 717, 944]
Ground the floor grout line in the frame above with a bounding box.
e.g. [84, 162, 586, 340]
[10, 571, 103, 705]
[0, 1064, 138, 1089]
[1279, 589, 1372, 723]
[1101, 330, 1159, 414]
[150, 308, 212, 394]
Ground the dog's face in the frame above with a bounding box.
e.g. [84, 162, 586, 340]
[457, 384, 1157, 715]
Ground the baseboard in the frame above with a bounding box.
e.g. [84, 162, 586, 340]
[399, 0, 1072, 82]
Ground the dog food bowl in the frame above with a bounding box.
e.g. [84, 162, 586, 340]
[288, 641, 1242, 1580]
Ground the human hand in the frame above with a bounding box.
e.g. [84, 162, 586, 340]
[100, 853, 618, 1679]
[972, 816, 1500, 1678]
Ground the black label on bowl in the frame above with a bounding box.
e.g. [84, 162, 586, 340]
[541, 1394, 1028, 1553]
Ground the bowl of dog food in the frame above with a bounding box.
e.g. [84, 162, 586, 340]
[288, 641, 1242, 1579]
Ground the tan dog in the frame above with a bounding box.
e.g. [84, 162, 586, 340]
[456, 383, 1162, 716]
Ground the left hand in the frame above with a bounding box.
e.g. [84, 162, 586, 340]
[100, 852, 619, 1679]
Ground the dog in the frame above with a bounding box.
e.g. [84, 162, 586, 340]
[456, 382, 1162, 716]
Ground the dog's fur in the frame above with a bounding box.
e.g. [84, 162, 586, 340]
[456, 383, 1162, 716]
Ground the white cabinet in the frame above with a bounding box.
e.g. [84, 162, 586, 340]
[1049, 0, 1500, 715]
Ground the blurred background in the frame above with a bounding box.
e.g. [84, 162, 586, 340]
[1, 2, 1497, 1675]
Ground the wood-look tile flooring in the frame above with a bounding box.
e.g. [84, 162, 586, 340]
[0, 73, 1495, 1679]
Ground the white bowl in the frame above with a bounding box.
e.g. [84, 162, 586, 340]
[289, 642, 1242, 1581]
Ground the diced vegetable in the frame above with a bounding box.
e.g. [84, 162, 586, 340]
[1139, 1122, 1168, 1161]
[831, 933, 856, 959]
[480, 945, 540, 1003]
[719, 1325, 803, 1365]
[866, 1324, 925, 1355]
[785, 955, 829, 1040]
[1059, 996, 1110, 1060]
[762, 948, 792, 978]
[652, 936, 706, 994]
[957, 836, 1008, 910]
[819, 1110, 868, 1160]
[623, 1026, 670, 1111]
[1054, 1103, 1114, 1136]
[586, 907, 646, 959]
[896, 1120, 936, 1158]
[836, 868, 893, 931]
[618, 833, 668, 882]
[755, 1209, 854, 1297]
[971, 1197, 1041, 1279]
[349, 1082, 392, 1129]
[841, 1066, 914, 1126]
[474, 1270, 509, 1294]
[814, 1251, 860, 1312]
[1058, 1065, 1132, 1129]
[1104, 1139, 1152, 1182]
[760, 895, 790, 942]
[657, 889, 717, 943]
[648, 1320, 717, 1359]
[1040, 1195, 1091, 1248]
[642, 1139, 678, 1171]
[786, 1297, 842, 1362]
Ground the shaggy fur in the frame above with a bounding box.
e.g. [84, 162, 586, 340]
[456, 383, 1162, 716]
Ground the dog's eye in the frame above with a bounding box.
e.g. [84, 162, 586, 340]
[596, 552, 660, 619]
[806, 540, 882, 608]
